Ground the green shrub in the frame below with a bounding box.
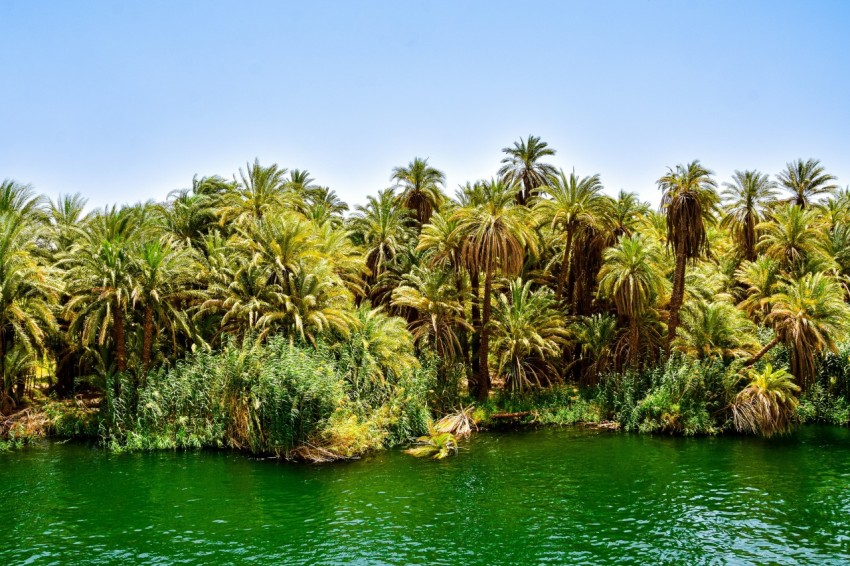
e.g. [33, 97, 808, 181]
[597, 356, 730, 435]
[103, 334, 431, 458]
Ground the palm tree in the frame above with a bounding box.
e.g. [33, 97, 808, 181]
[675, 300, 759, 360]
[48, 193, 92, 249]
[160, 189, 217, 247]
[597, 234, 667, 368]
[454, 179, 537, 400]
[350, 189, 414, 297]
[220, 159, 289, 225]
[257, 260, 355, 344]
[302, 186, 349, 227]
[489, 278, 568, 392]
[721, 170, 778, 260]
[748, 272, 850, 388]
[197, 257, 277, 341]
[64, 205, 144, 375]
[47, 194, 93, 394]
[756, 203, 820, 273]
[736, 257, 781, 323]
[0, 179, 46, 227]
[391, 157, 446, 227]
[131, 238, 195, 374]
[609, 190, 650, 238]
[777, 158, 837, 208]
[498, 135, 558, 205]
[242, 213, 319, 284]
[657, 160, 719, 353]
[391, 266, 471, 366]
[285, 169, 317, 198]
[0, 214, 59, 403]
[732, 363, 800, 437]
[312, 222, 366, 298]
[572, 313, 619, 382]
[535, 170, 607, 303]
[336, 305, 418, 400]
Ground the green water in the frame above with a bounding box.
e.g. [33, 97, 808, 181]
[2, 427, 850, 565]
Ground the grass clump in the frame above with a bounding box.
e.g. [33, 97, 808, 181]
[103, 334, 432, 459]
[596, 356, 730, 435]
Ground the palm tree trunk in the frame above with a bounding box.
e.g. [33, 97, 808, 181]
[744, 336, 780, 367]
[113, 298, 127, 373]
[745, 214, 756, 262]
[517, 175, 530, 206]
[476, 261, 493, 401]
[666, 240, 687, 355]
[141, 304, 154, 378]
[629, 317, 639, 368]
[555, 228, 573, 303]
[0, 329, 7, 404]
[469, 269, 480, 389]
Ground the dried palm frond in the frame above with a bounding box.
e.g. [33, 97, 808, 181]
[434, 405, 477, 437]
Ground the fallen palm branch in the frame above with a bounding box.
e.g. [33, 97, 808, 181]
[288, 443, 350, 463]
[405, 427, 458, 459]
[434, 405, 477, 437]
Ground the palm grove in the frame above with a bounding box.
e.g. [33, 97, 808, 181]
[2, 138, 850, 455]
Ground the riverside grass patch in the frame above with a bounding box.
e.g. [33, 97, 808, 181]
[102, 336, 432, 459]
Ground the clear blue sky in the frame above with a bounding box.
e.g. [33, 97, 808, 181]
[2, 0, 849, 209]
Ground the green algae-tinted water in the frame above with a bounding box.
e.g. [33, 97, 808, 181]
[2, 426, 849, 564]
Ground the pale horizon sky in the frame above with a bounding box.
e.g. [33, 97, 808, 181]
[2, 0, 849, 210]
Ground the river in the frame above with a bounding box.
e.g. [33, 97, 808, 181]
[2, 426, 849, 564]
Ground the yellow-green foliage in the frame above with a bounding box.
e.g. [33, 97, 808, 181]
[405, 427, 458, 459]
[105, 334, 432, 459]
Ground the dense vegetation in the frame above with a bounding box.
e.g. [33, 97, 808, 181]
[2, 138, 850, 455]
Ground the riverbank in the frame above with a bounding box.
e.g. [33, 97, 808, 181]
[4, 372, 847, 457]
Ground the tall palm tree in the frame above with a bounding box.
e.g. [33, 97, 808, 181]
[597, 234, 666, 367]
[498, 135, 558, 205]
[131, 238, 195, 374]
[454, 179, 537, 400]
[0, 179, 46, 227]
[489, 278, 568, 392]
[657, 160, 719, 353]
[391, 157, 446, 227]
[735, 257, 781, 323]
[0, 213, 59, 402]
[721, 170, 778, 260]
[391, 266, 471, 367]
[777, 158, 837, 208]
[535, 170, 606, 302]
[756, 203, 820, 273]
[285, 169, 317, 198]
[609, 190, 650, 238]
[220, 159, 289, 225]
[350, 189, 414, 297]
[748, 272, 850, 389]
[64, 206, 144, 375]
